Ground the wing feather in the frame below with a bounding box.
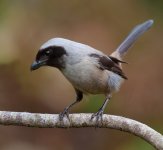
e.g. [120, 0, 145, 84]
[89, 53, 128, 79]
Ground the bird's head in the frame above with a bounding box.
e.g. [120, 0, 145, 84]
[30, 38, 67, 71]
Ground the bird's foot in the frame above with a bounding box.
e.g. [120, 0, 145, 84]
[59, 108, 70, 121]
[91, 109, 104, 126]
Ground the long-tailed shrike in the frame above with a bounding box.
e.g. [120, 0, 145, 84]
[31, 20, 153, 121]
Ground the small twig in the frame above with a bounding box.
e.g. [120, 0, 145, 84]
[0, 111, 162, 149]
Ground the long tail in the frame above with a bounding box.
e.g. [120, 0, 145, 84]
[110, 20, 154, 60]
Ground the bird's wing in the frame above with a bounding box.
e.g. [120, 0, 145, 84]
[89, 54, 127, 79]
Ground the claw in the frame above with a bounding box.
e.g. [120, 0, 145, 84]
[91, 109, 104, 126]
[59, 108, 70, 121]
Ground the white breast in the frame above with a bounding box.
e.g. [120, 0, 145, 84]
[61, 56, 109, 94]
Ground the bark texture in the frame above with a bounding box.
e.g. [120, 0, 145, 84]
[0, 111, 162, 150]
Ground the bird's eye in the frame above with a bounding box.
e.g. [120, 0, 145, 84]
[45, 50, 51, 56]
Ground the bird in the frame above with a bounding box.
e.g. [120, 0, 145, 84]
[31, 20, 153, 121]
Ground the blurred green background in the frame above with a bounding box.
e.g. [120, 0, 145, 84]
[0, 0, 162, 150]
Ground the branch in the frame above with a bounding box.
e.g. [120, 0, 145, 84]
[0, 111, 162, 149]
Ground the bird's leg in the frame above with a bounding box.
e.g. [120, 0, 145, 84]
[59, 89, 83, 121]
[91, 94, 111, 123]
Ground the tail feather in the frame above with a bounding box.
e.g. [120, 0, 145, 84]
[110, 20, 154, 60]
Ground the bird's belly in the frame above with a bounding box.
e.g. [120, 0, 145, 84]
[62, 63, 109, 94]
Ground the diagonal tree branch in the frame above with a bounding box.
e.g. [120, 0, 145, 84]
[0, 111, 162, 149]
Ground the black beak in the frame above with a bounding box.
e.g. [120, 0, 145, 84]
[30, 60, 47, 71]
